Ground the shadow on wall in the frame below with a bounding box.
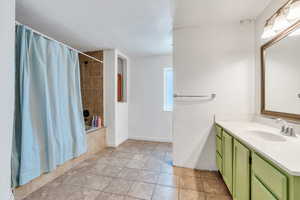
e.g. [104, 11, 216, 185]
[195, 126, 216, 170]
[182, 125, 216, 170]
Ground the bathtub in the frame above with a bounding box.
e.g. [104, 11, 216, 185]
[15, 127, 107, 200]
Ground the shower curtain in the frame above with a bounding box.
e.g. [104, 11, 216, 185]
[12, 25, 87, 187]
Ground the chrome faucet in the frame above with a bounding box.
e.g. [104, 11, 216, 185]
[276, 118, 296, 137]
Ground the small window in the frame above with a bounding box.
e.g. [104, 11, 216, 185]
[164, 68, 174, 111]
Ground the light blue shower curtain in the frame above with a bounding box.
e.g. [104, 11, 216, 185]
[12, 25, 87, 187]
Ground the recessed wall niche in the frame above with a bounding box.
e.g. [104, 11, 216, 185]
[79, 51, 104, 126]
[117, 55, 127, 102]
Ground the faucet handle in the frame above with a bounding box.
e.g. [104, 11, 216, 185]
[281, 125, 286, 133]
[290, 128, 297, 137]
[285, 127, 290, 134]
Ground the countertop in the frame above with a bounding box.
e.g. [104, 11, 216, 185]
[216, 120, 300, 176]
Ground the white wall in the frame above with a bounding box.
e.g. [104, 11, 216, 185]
[129, 55, 173, 142]
[0, 0, 15, 199]
[173, 22, 255, 170]
[104, 49, 130, 147]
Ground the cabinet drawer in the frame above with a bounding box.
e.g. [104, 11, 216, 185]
[252, 153, 287, 200]
[216, 152, 223, 174]
[216, 125, 222, 138]
[252, 176, 277, 200]
[216, 136, 222, 156]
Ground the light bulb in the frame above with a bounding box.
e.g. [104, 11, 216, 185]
[273, 13, 291, 31]
[287, 1, 300, 20]
[261, 24, 276, 39]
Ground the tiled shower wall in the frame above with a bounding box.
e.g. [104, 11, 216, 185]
[79, 51, 104, 126]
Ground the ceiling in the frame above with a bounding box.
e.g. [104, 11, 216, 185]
[174, 0, 272, 27]
[16, 0, 173, 57]
[16, 0, 271, 57]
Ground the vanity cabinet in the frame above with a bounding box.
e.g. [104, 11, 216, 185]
[215, 124, 300, 200]
[222, 131, 233, 194]
[233, 139, 250, 200]
[216, 125, 223, 173]
[252, 153, 287, 200]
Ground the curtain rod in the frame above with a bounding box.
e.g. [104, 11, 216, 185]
[15, 21, 103, 63]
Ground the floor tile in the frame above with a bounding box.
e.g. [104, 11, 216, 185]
[206, 193, 233, 200]
[124, 197, 143, 200]
[25, 184, 100, 200]
[180, 168, 202, 178]
[138, 170, 159, 184]
[151, 151, 166, 160]
[108, 158, 131, 167]
[126, 160, 146, 169]
[132, 153, 150, 162]
[160, 163, 175, 174]
[202, 178, 230, 195]
[198, 170, 221, 179]
[104, 179, 133, 195]
[143, 160, 162, 172]
[180, 176, 203, 191]
[128, 182, 155, 200]
[84, 163, 107, 175]
[63, 173, 113, 191]
[95, 192, 125, 200]
[152, 185, 179, 200]
[62, 186, 100, 200]
[110, 151, 135, 159]
[19, 140, 231, 200]
[179, 189, 206, 200]
[157, 173, 179, 187]
[118, 168, 140, 181]
[97, 165, 123, 177]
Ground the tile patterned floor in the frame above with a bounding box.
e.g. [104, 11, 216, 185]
[22, 140, 232, 200]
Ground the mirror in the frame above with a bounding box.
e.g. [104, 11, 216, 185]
[261, 22, 300, 121]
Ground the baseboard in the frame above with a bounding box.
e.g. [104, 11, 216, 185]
[128, 136, 172, 143]
[10, 189, 15, 200]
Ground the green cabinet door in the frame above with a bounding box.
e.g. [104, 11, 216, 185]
[222, 131, 233, 194]
[233, 139, 250, 200]
[252, 176, 277, 200]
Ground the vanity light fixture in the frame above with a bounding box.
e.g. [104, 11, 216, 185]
[273, 9, 290, 31]
[262, 20, 276, 39]
[261, 0, 300, 39]
[287, 0, 300, 20]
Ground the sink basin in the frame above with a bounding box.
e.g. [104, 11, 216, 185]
[247, 130, 287, 142]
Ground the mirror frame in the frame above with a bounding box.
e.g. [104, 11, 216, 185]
[261, 21, 300, 121]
